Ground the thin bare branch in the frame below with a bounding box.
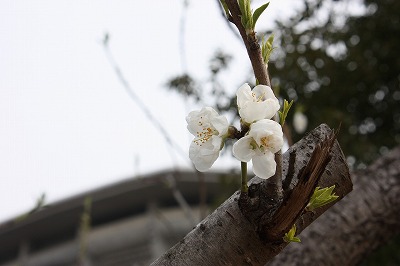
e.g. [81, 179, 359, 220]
[224, 0, 282, 194]
[102, 37, 189, 163]
[101, 36, 198, 226]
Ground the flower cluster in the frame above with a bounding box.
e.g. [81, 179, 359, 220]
[186, 107, 229, 171]
[186, 83, 283, 179]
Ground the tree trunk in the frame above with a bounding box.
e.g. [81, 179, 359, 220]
[268, 145, 400, 266]
[151, 124, 353, 266]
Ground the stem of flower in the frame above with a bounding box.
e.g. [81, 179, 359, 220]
[241, 161, 248, 193]
[225, 0, 283, 192]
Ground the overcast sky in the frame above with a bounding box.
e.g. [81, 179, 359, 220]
[0, 0, 304, 221]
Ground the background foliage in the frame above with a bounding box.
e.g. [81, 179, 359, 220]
[168, 0, 400, 167]
[269, 0, 399, 166]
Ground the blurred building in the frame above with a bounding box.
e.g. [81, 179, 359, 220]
[0, 170, 237, 266]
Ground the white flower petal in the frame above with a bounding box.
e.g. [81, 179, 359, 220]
[232, 136, 256, 162]
[236, 83, 253, 109]
[268, 134, 284, 153]
[236, 83, 280, 123]
[239, 102, 269, 124]
[210, 115, 229, 136]
[189, 140, 220, 171]
[252, 119, 282, 134]
[252, 151, 276, 179]
[263, 98, 281, 120]
[186, 110, 203, 136]
[253, 85, 275, 101]
[186, 107, 222, 136]
[186, 107, 229, 171]
[250, 119, 282, 137]
[196, 136, 221, 155]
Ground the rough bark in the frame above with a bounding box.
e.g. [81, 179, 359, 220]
[151, 124, 352, 266]
[268, 145, 400, 266]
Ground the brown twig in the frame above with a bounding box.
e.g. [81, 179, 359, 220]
[224, 0, 282, 192]
[224, 0, 270, 86]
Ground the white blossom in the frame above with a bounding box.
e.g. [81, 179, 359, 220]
[186, 107, 229, 171]
[232, 119, 283, 179]
[237, 83, 280, 124]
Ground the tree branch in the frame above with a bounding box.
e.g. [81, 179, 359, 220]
[269, 145, 400, 265]
[225, 0, 271, 86]
[151, 124, 353, 266]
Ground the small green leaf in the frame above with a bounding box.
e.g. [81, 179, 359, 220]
[306, 185, 339, 212]
[261, 34, 275, 64]
[279, 99, 294, 126]
[291, 236, 302, 243]
[238, 0, 246, 15]
[252, 2, 270, 29]
[283, 224, 301, 243]
[238, 0, 253, 32]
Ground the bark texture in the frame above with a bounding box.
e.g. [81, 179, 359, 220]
[269, 145, 400, 266]
[151, 124, 352, 266]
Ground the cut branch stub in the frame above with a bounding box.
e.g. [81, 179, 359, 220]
[151, 124, 352, 266]
[259, 130, 337, 241]
[239, 124, 352, 243]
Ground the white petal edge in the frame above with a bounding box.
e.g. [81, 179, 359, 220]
[252, 151, 276, 179]
[239, 101, 270, 123]
[210, 115, 229, 136]
[263, 98, 281, 120]
[236, 83, 253, 109]
[189, 141, 219, 171]
[232, 136, 255, 162]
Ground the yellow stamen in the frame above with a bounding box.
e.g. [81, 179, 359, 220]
[260, 135, 273, 150]
[252, 92, 266, 102]
[194, 127, 216, 146]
